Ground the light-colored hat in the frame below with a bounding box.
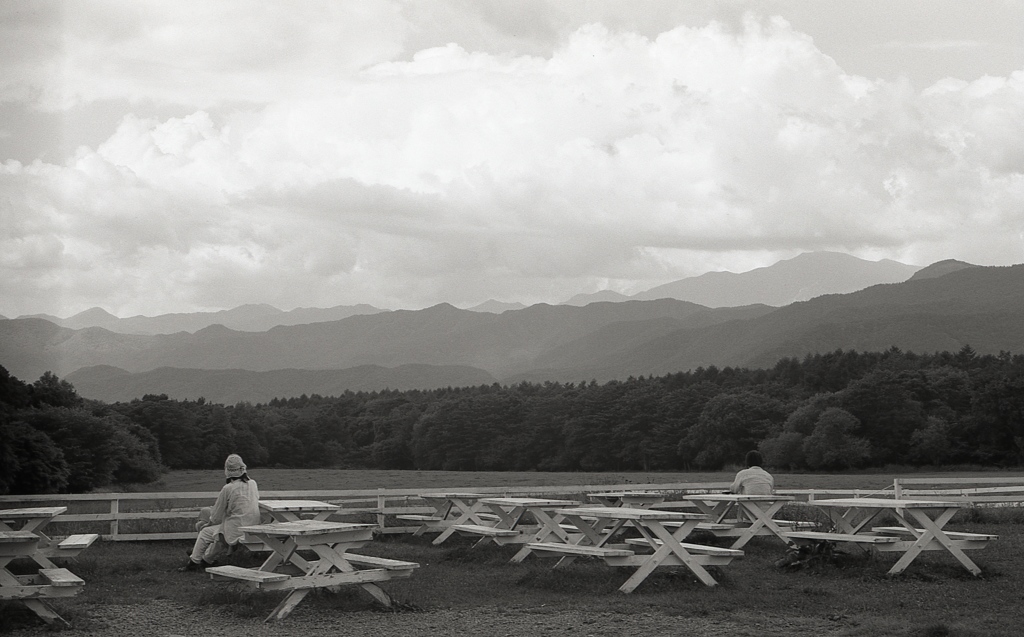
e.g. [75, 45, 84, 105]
[224, 454, 247, 478]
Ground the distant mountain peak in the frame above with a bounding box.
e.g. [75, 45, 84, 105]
[908, 259, 979, 281]
[468, 300, 527, 313]
[71, 307, 118, 321]
[631, 251, 922, 307]
[562, 290, 631, 307]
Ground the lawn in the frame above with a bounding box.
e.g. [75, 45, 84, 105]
[3, 469, 1022, 636]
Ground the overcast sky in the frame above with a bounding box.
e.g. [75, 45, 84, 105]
[2, 0, 1023, 319]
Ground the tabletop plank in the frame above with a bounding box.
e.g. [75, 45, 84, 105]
[259, 500, 338, 512]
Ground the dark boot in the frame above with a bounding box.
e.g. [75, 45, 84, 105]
[178, 559, 203, 572]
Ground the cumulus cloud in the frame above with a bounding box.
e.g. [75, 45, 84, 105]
[1, 6, 1023, 318]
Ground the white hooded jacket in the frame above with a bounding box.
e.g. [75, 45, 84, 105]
[209, 478, 261, 545]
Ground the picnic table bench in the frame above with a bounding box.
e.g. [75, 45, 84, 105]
[0, 507, 99, 566]
[207, 519, 418, 621]
[531, 506, 740, 591]
[792, 498, 994, 576]
[0, 530, 87, 626]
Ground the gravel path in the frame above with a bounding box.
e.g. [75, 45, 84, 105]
[8, 600, 844, 637]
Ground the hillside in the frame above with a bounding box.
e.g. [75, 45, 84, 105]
[515, 264, 1024, 382]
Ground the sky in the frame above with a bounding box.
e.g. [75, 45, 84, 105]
[1, 0, 1023, 319]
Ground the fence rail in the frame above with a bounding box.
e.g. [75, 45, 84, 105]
[3, 477, 1021, 542]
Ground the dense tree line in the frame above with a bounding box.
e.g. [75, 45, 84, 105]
[0, 368, 163, 494]
[3, 345, 1024, 494]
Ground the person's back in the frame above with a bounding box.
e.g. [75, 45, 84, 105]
[217, 478, 261, 545]
[731, 466, 774, 495]
[730, 451, 774, 495]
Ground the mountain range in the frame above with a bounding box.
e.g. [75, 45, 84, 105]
[3, 253, 1010, 405]
[14, 252, 922, 334]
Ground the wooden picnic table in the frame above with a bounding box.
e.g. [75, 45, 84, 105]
[0, 530, 86, 626]
[450, 497, 580, 552]
[791, 497, 996, 576]
[206, 519, 418, 621]
[259, 499, 339, 522]
[682, 493, 797, 549]
[0, 506, 98, 568]
[404, 493, 491, 545]
[528, 506, 742, 592]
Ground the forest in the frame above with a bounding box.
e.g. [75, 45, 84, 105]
[2, 345, 1024, 495]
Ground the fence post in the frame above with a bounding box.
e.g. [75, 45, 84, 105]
[110, 498, 119, 539]
[894, 478, 903, 499]
[376, 488, 386, 532]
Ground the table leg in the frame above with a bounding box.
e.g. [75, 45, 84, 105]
[432, 499, 486, 545]
[621, 520, 716, 592]
[509, 509, 571, 562]
[2, 520, 60, 569]
[830, 508, 883, 535]
[730, 501, 789, 549]
[313, 545, 393, 607]
[888, 508, 980, 576]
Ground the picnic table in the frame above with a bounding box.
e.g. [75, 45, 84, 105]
[527, 506, 742, 592]
[789, 497, 996, 576]
[402, 493, 496, 545]
[206, 519, 418, 621]
[259, 499, 339, 522]
[682, 493, 797, 549]
[0, 518, 89, 626]
[450, 497, 579, 553]
[0, 506, 99, 568]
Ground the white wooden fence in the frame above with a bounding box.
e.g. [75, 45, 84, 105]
[1, 482, 738, 541]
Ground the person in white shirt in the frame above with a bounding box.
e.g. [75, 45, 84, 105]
[180, 454, 261, 572]
[729, 450, 774, 495]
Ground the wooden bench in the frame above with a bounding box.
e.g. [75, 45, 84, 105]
[57, 533, 100, 551]
[785, 531, 899, 545]
[343, 554, 420, 571]
[775, 520, 816, 529]
[39, 568, 85, 587]
[695, 522, 739, 531]
[450, 524, 519, 537]
[205, 565, 291, 584]
[526, 542, 634, 558]
[625, 538, 745, 558]
[871, 527, 999, 541]
[396, 514, 442, 522]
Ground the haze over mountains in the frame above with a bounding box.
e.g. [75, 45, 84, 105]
[3, 252, 1011, 405]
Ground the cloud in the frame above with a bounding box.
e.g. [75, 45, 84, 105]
[0, 0, 409, 110]
[1, 11, 1023, 317]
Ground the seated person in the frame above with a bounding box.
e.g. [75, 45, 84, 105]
[729, 450, 774, 495]
[180, 454, 261, 571]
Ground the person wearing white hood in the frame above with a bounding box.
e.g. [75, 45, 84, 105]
[179, 454, 261, 572]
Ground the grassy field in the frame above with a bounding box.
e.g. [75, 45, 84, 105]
[4, 469, 1023, 636]
[146, 467, 909, 493]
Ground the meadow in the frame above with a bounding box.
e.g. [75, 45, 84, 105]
[3, 469, 1023, 636]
